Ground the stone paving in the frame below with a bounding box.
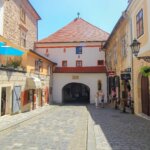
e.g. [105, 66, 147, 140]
[87, 105, 150, 150]
[0, 105, 56, 132]
[0, 104, 150, 150]
[0, 105, 88, 150]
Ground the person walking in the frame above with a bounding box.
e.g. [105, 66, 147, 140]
[111, 87, 117, 109]
[99, 90, 105, 108]
[94, 92, 99, 108]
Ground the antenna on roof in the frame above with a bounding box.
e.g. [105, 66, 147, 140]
[77, 12, 80, 19]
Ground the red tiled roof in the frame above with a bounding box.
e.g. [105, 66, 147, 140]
[54, 66, 107, 73]
[39, 18, 109, 43]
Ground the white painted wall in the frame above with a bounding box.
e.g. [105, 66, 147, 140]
[36, 47, 105, 67]
[0, 0, 4, 36]
[52, 73, 107, 104]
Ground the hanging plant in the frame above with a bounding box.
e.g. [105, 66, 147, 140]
[140, 66, 150, 77]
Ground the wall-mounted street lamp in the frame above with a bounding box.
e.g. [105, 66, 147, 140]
[130, 39, 150, 63]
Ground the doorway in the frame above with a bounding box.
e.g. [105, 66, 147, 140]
[62, 83, 90, 103]
[141, 76, 150, 116]
[1, 88, 6, 116]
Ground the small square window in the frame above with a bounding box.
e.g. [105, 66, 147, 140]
[97, 60, 104, 66]
[62, 61, 67, 67]
[76, 46, 82, 54]
[76, 60, 82, 67]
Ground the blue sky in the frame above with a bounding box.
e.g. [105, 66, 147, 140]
[30, 0, 128, 40]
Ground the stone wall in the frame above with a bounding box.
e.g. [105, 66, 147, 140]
[3, 0, 38, 50]
[0, 69, 51, 115]
[0, 69, 26, 88]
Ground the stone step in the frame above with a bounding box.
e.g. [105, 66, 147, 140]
[87, 113, 96, 150]
[94, 125, 112, 150]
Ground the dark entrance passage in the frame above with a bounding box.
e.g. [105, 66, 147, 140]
[62, 83, 90, 103]
[1, 87, 6, 116]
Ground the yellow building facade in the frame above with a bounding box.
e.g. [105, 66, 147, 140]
[105, 0, 150, 116]
[128, 0, 150, 116]
[0, 36, 56, 116]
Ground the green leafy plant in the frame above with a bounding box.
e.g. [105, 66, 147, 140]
[6, 57, 22, 68]
[140, 66, 150, 77]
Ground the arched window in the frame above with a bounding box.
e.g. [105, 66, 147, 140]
[98, 80, 102, 91]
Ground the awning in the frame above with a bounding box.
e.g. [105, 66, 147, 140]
[0, 42, 24, 56]
[26, 77, 42, 90]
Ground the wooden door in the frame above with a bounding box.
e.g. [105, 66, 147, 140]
[141, 76, 150, 116]
[13, 86, 21, 114]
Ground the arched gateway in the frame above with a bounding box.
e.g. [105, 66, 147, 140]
[62, 83, 90, 103]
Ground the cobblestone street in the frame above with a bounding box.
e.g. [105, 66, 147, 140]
[0, 105, 88, 150]
[87, 105, 150, 150]
[0, 104, 150, 150]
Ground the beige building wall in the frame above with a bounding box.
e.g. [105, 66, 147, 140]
[106, 0, 150, 114]
[127, 0, 150, 115]
[2, 0, 39, 50]
[106, 0, 150, 115]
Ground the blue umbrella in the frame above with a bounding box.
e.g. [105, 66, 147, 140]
[0, 42, 5, 47]
[0, 45, 24, 56]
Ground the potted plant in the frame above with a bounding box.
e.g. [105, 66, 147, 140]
[140, 66, 150, 77]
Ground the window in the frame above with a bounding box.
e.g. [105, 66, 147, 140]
[63, 48, 66, 53]
[114, 48, 117, 64]
[76, 60, 82, 67]
[76, 46, 82, 54]
[47, 65, 51, 75]
[98, 80, 102, 91]
[62, 60, 67, 67]
[35, 59, 43, 72]
[121, 35, 127, 57]
[136, 9, 144, 38]
[97, 60, 104, 66]
[45, 49, 49, 57]
[20, 29, 26, 48]
[20, 7, 26, 23]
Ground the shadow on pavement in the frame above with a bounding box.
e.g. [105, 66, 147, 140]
[87, 104, 150, 150]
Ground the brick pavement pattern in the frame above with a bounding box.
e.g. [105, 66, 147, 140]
[0, 105, 88, 150]
[87, 105, 150, 150]
[0, 104, 150, 150]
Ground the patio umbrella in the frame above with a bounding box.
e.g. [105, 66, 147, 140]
[0, 45, 24, 56]
[0, 42, 5, 47]
[0, 43, 25, 66]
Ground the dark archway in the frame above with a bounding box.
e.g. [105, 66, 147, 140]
[62, 83, 90, 103]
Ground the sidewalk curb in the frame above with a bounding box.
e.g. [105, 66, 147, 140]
[87, 112, 96, 150]
[0, 105, 57, 133]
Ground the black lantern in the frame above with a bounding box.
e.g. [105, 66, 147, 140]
[130, 39, 150, 62]
[130, 39, 141, 57]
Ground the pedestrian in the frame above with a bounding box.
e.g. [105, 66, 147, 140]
[94, 92, 99, 108]
[127, 91, 131, 107]
[99, 90, 105, 108]
[111, 87, 117, 109]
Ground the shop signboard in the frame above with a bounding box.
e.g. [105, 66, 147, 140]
[121, 73, 131, 80]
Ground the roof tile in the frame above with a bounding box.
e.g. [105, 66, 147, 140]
[39, 18, 109, 43]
